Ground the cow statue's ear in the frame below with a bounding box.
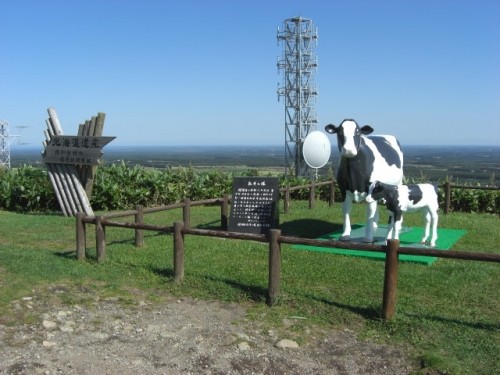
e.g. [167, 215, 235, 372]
[325, 124, 338, 134]
[360, 125, 374, 135]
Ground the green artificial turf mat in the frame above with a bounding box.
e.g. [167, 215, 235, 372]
[292, 224, 467, 265]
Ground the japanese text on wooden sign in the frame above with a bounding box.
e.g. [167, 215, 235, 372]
[229, 177, 279, 234]
[43, 136, 115, 165]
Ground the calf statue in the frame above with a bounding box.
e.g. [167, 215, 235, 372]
[325, 119, 404, 242]
[366, 181, 439, 247]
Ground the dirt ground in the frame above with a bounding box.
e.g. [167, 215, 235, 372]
[0, 285, 419, 375]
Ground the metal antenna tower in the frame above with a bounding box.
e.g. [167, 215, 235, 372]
[0, 120, 18, 169]
[277, 16, 318, 177]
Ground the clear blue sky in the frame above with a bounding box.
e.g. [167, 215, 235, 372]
[2, 0, 499, 149]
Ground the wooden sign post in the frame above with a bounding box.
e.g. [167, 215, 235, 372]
[228, 177, 280, 234]
[42, 108, 114, 217]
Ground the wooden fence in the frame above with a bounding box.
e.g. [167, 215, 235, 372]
[284, 180, 499, 215]
[75, 189, 500, 321]
[442, 181, 499, 214]
[282, 180, 336, 213]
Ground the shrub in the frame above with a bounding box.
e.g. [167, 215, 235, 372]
[0, 164, 497, 214]
[450, 186, 499, 214]
[90, 164, 234, 210]
[0, 166, 58, 212]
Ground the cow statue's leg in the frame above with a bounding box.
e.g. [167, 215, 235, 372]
[363, 199, 378, 243]
[340, 192, 354, 241]
[373, 207, 379, 230]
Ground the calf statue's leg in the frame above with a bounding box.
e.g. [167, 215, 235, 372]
[429, 209, 439, 247]
[393, 216, 403, 241]
[386, 207, 403, 243]
[421, 210, 431, 245]
[386, 213, 395, 242]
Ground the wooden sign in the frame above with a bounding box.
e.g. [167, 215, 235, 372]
[43, 136, 115, 165]
[43, 108, 112, 217]
[229, 177, 280, 234]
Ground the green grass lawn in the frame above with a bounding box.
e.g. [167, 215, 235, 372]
[0, 201, 498, 374]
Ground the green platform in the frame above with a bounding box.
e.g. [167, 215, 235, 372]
[292, 224, 467, 265]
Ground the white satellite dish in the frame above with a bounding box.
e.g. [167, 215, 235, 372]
[302, 131, 331, 169]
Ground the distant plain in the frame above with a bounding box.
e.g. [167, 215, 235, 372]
[10, 145, 500, 185]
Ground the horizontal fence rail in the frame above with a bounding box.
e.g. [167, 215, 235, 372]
[78, 180, 497, 225]
[279, 180, 498, 215]
[442, 181, 499, 214]
[75, 193, 500, 320]
[281, 180, 499, 215]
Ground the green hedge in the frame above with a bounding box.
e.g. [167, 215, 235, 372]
[0, 165, 498, 214]
[90, 163, 235, 210]
[0, 165, 58, 212]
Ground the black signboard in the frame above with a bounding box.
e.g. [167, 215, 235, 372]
[229, 177, 280, 234]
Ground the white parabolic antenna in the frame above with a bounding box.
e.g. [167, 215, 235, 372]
[302, 131, 331, 169]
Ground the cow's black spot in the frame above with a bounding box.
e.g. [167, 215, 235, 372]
[407, 185, 423, 205]
[368, 136, 402, 168]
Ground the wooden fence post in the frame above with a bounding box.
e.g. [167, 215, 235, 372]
[382, 239, 400, 320]
[95, 215, 106, 263]
[444, 182, 451, 215]
[267, 229, 282, 306]
[309, 182, 315, 209]
[76, 212, 86, 261]
[183, 198, 191, 230]
[135, 205, 144, 247]
[173, 221, 185, 283]
[329, 181, 335, 206]
[221, 194, 229, 231]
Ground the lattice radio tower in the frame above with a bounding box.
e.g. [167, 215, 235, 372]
[0, 119, 20, 169]
[277, 16, 318, 177]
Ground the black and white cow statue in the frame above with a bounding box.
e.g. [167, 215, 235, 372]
[366, 181, 439, 247]
[325, 119, 404, 242]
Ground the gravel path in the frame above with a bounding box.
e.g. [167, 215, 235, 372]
[0, 288, 417, 375]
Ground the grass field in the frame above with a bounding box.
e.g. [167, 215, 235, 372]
[0, 201, 498, 374]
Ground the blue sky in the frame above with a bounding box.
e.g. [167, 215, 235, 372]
[2, 0, 499, 149]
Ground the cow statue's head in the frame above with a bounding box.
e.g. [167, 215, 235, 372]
[365, 181, 396, 203]
[325, 119, 373, 157]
